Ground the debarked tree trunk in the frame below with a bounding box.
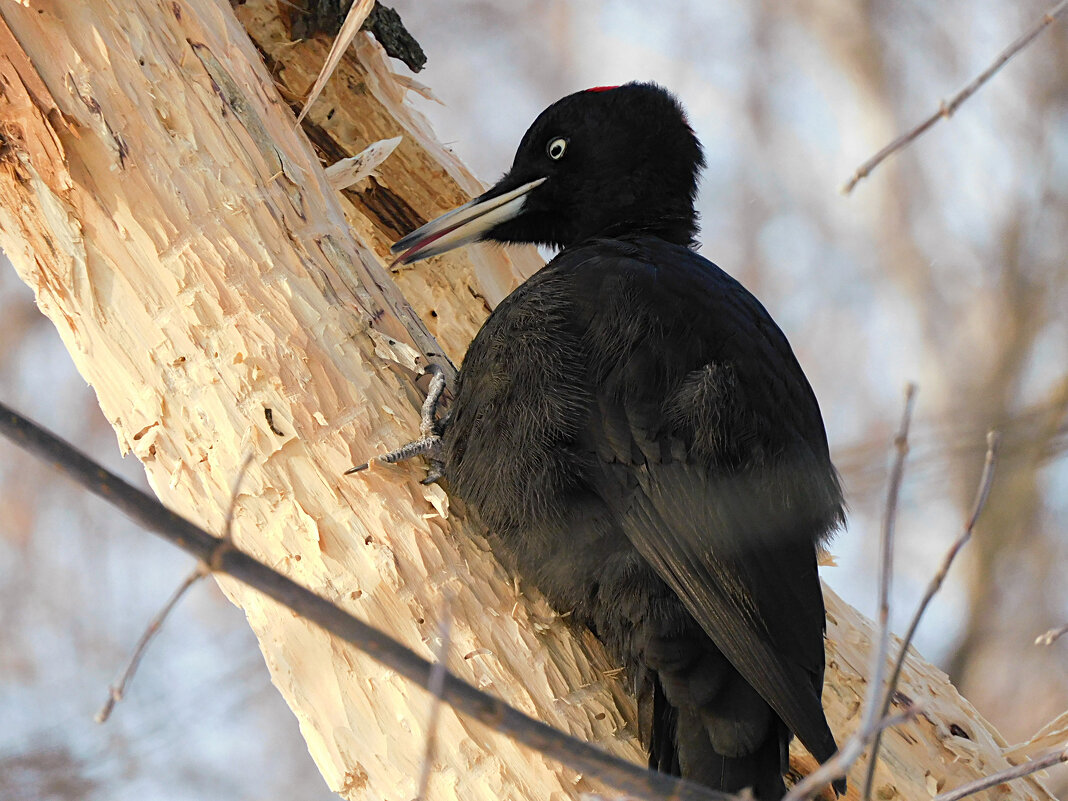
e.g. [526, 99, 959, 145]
[0, 2, 1056, 800]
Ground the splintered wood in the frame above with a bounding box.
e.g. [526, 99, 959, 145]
[0, 2, 1056, 800]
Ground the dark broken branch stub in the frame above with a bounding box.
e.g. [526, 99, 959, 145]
[274, 0, 427, 72]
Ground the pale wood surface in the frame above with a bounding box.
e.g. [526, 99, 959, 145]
[0, 2, 1056, 800]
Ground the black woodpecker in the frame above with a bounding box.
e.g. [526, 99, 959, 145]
[380, 82, 844, 800]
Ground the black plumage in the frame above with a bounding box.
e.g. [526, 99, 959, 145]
[386, 82, 844, 800]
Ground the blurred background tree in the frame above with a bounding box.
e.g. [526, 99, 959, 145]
[2, 0, 1065, 798]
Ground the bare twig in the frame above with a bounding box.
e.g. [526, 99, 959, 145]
[866, 384, 917, 725]
[862, 432, 999, 800]
[95, 566, 207, 723]
[783, 386, 917, 801]
[933, 744, 1068, 801]
[0, 402, 729, 801]
[784, 707, 920, 801]
[95, 451, 256, 722]
[223, 451, 256, 541]
[415, 603, 453, 801]
[842, 0, 1068, 194]
[1036, 623, 1068, 646]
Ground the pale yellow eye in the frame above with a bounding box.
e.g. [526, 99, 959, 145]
[547, 137, 568, 160]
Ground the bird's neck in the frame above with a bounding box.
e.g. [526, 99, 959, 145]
[581, 208, 699, 248]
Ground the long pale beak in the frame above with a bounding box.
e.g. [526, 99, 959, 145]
[390, 177, 546, 265]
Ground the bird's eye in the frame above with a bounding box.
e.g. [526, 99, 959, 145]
[546, 137, 568, 160]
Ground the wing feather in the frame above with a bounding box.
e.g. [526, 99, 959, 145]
[569, 239, 843, 761]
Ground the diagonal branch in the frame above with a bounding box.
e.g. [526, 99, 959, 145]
[94, 451, 258, 722]
[0, 401, 730, 801]
[783, 385, 917, 801]
[415, 602, 453, 801]
[94, 566, 207, 723]
[865, 383, 917, 727]
[861, 431, 1000, 800]
[933, 744, 1068, 801]
[783, 707, 919, 801]
[842, 0, 1068, 194]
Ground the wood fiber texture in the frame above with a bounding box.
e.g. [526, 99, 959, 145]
[0, 3, 1055, 800]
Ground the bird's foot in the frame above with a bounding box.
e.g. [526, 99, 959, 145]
[345, 365, 447, 485]
[415, 364, 447, 441]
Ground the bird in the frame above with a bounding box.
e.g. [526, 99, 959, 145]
[378, 82, 844, 800]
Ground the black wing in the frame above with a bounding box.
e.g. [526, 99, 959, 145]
[568, 238, 844, 761]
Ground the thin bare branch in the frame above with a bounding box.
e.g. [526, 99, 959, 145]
[223, 450, 256, 541]
[933, 744, 1068, 801]
[866, 385, 916, 723]
[783, 386, 917, 801]
[862, 431, 1000, 800]
[1036, 623, 1068, 646]
[95, 566, 207, 723]
[95, 450, 256, 723]
[415, 603, 453, 801]
[784, 707, 919, 801]
[842, 0, 1068, 194]
[0, 402, 730, 801]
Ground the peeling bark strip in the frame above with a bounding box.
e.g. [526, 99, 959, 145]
[283, 0, 427, 73]
[0, 3, 1057, 801]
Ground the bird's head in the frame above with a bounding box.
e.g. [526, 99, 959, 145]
[391, 82, 705, 265]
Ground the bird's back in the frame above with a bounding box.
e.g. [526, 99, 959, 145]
[442, 236, 843, 799]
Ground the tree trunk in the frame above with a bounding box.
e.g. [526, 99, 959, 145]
[0, 2, 1056, 799]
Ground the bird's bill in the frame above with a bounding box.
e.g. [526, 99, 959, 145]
[390, 177, 546, 265]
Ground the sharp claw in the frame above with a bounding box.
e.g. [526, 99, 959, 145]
[346, 366, 450, 482]
[420, 460, 445, 485]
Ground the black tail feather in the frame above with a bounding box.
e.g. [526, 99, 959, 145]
[645, 671, 793, 801]
[647, 675, 681, 776]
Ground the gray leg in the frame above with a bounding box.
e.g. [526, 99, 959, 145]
[346, 365, 447, 484]
[418, 365, 447, 439]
